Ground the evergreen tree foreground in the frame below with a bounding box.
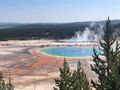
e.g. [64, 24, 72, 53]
[91, 17, 120, 90]
[0, 72, 14, 90]
[54, 59, 91, 90]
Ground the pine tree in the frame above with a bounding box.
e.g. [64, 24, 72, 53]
[0, 72, 14, 90]
[111, 41, 120, 90]
[91, 18, 117, 90]
[0, 72, 6, 90]
[6, 77, 14, 90]
[54, 60, 91, 90]
[72, 61, 91, 90]
[54, 59, 73, 90]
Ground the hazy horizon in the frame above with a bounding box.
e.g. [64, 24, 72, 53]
[0, 0, 120, 23]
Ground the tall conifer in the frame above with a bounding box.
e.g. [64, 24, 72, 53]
[54, 59, 72, 90]
[54, 60, 91, 90]
[91, 18, 117, 90]
[72, 61, 91, 90]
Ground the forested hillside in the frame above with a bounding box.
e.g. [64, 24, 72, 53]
[0, 20, 120, 40]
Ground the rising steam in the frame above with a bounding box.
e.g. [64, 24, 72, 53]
[70, 22, 103, 42]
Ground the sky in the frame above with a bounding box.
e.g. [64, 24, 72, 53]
[0, 0, 120, 23]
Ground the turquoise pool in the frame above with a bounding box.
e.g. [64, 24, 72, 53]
[40, 46, 100, 57]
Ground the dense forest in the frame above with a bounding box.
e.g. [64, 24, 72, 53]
[0, 20, 120, 40]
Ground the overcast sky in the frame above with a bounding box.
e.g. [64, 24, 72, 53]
[0, 0, 120, 23]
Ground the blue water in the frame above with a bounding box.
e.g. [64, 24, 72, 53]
[40, 46, 100, 57]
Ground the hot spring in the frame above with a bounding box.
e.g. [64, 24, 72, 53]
[39, 46, 100, 58]
[38, 25, 101, 58]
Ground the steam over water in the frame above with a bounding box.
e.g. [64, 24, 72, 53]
[70, 22, 103, 42]
[71, 28, 99, 41]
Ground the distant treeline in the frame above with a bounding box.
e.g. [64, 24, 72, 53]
[0, 22, 120, 41]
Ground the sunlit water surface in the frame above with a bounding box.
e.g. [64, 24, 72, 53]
[40, 46, 100, 57]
